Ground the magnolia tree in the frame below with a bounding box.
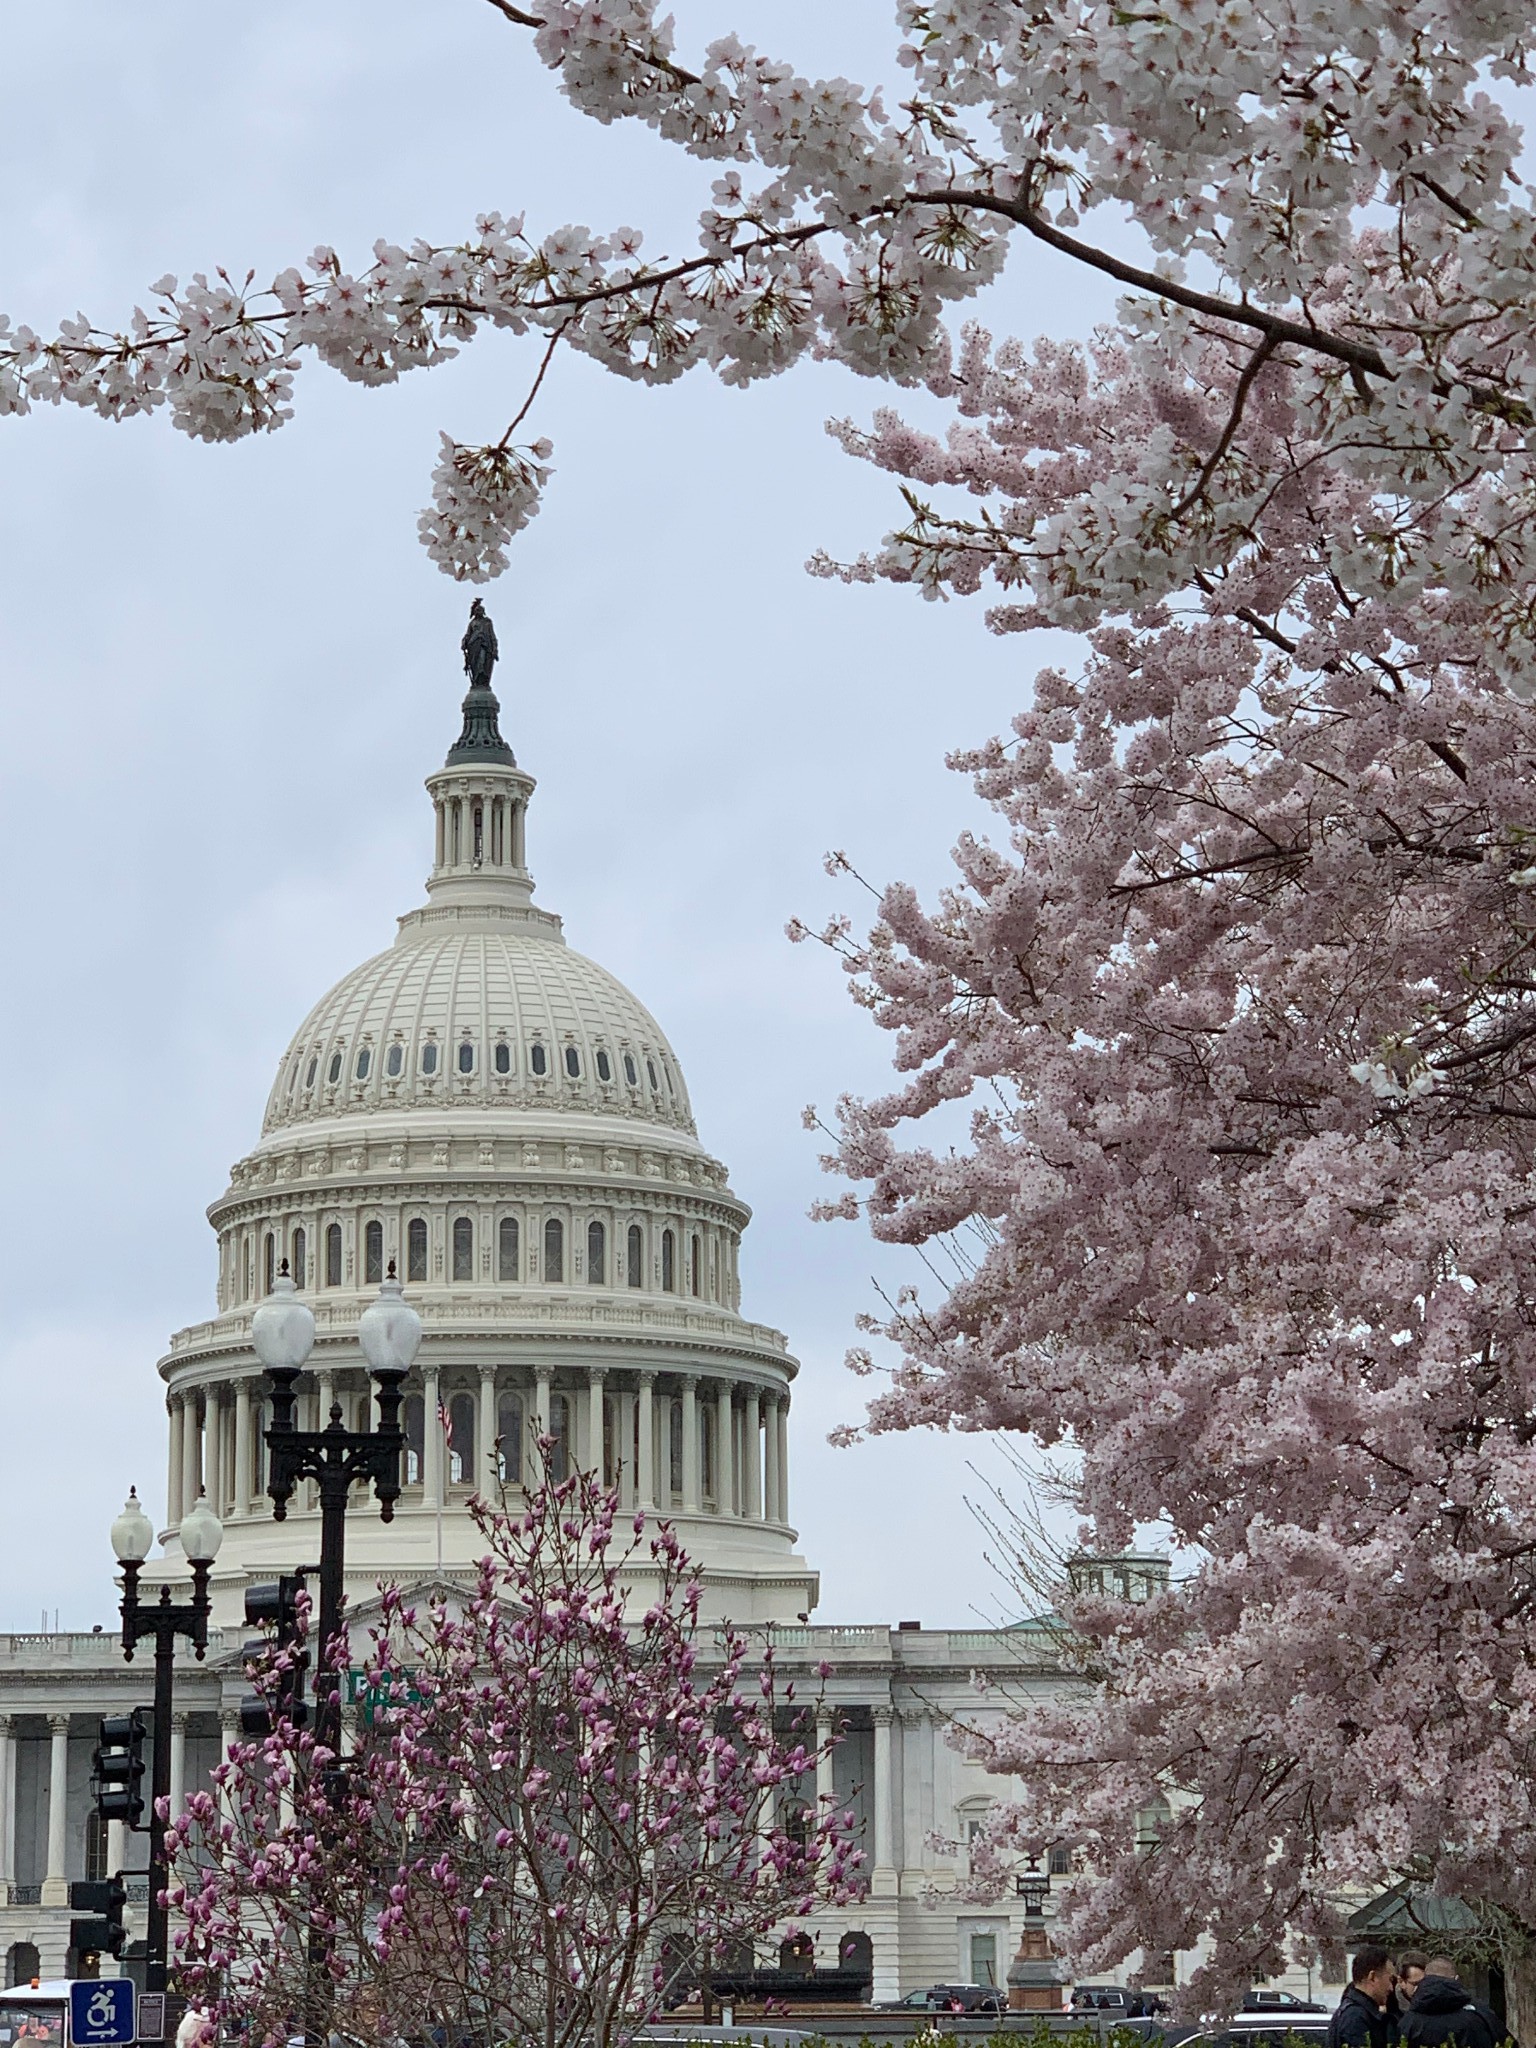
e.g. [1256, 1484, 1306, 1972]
[16, 0, 1536, 2014]
[165, 1470, 857, 2048]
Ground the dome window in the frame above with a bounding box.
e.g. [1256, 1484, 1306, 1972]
[596, 1049, 612, 1082]
[494, 1041, 511, 1075]
[530, 1042, 548, 1077]
[291, 1226, 307, 1289]
[328, 1051, 343, 1085]
[646, 1058, 659, 1092]
[544, 1216, 564, 1284]
[623, 1054, 638, 1087]
[264, 1232, 276, 1295]
[458, 1040, 475, 1075]
[627, 1223, 644, 1290]
[452, 1216, 474, 1282]
[365, 1219, 384, 1286]
[662, 1228, 676, 1294]
[421, 1041, 439, 1076]
[325, 1222, 343, 1288]
[690, 1234, 702, 1298]
[305, 1056, 317, 1088]
[498, 1215, 520, 1281]
[385, 1043, 403, 1078]
[587, 1220, 606, 1286]
[497, 1392, 524, 1484]
[356, 1047, 371, 1081]
[407, 1217, 428, 1283]
[564, 1046, 581, 1079]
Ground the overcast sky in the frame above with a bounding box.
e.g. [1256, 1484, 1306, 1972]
[0, 0, 1116, 1631]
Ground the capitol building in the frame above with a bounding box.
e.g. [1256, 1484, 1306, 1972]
[0, 625, 1108, 2005]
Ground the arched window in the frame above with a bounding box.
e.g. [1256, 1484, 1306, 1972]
[325, 1222, 343, 1288]
[530, 1042, 548, 1076]
[448, 1392, 476, 1486]
[243, 1237, 252, 1300]
[662, 1229, 676, 1293]
[497, 1392, 524, 1484]
[458, 1039, 475, 1074]
[305, 1055, 318, 1088]
[421, 1040, 439, 1075]
[452, 1216, 474, 1282]
[405, 1393, 425, 1487]
[596, 1048, 612, 1081]
[544, 1217, 564, 1283]
[690, 1234, 701, 1297]
[587, 1219, 605, 1285]
[564, 1045, 581, 1078]
[549, 1393, 570, 1483]
[84, 1810, 108, 1882]
[264, 1232, 275, 1295]
[494, 1040, 511, 1074]
[668, 1398, 684, 1498]
[291, 1226, 307, 1288]
[702, 1402, 717, 1502]
[623, 1053, 638, 1086]
[407, 1217, 428, 1283]
[498, 1215, 519, 1281]
[646, 1058, 659, 1091]
[6, 1943, 41, 1989]
[627, 1223, 643, 1289]
[355, 1046, 371, 1080]
[327, 1050, 342, 1084]
[386, 1042, 403, 1078]
[364, 1219, 384, 1285]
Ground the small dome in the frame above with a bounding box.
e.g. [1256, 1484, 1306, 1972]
[262, 925, 695, 1137]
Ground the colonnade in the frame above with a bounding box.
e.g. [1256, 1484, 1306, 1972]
[166, 1365, 792, 1529]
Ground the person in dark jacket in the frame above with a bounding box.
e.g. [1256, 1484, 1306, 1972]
[1331, 1946, 1401, 2048]
[1400, 1959, 1502, 2048]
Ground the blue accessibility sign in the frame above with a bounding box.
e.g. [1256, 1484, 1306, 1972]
[70, 1980, 136, 2046]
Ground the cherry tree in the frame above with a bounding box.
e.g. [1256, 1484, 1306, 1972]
[164, 1469, 857, 2048]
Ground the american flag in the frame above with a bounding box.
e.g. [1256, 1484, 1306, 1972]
[438, 1400, 453, 1447]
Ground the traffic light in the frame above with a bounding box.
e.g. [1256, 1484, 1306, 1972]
[240, 1573, 309, 1737]
[69, 1876, 127, 1961]
[92, 1711, 146, 1829]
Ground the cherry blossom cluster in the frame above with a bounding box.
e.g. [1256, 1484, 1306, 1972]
[165, 1463, 858, 2048]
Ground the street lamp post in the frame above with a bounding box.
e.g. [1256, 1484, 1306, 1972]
[109, 1485, 224, 1996]
[251, 1261, 420, 1760]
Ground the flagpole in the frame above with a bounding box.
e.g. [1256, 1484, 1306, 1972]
[437, 1398, 450, 1577]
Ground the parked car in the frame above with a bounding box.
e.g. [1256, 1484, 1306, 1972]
[881, 1985, 1009, 2014]
[1177, 2016, 1333, 2048]
[1243, 1995, 1328, 2015]
[1074, 1987, 1169, 2019]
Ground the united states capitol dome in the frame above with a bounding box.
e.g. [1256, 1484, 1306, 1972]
[158, 611, 816, 1629]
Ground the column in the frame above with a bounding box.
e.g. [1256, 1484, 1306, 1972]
[636, 1373, 656, 1510]
[42, 1715, 69, 1904]
[423, 1365, 442, 1508]
[180, 1392, 201, 1526]
[106, 1819, 127, 1883]
[764, 1392, 782, 1523]
[531, 1367, 552, 1489]
[233, 1380, 252, 1517]
[715, 1380, 734, 1518]
[166, 1399, 185, 1527]
[204, 1388, 224, 1516]
[478, 1367, 498, 1491]
[743, 1391, 763, 1521]
[169, 1714, 187, 1822]
[815, 1708, 836, 1817]
[680, 1377, 700, 1512]
[775, 1396, 790, 1525]
[218, 1712, 241, 1825]
[873, 1706, 895, 1884]
[617, 1389, 635, 1511]
[586, 1368, 606, 1480]
[0, 1716, 14, 1885]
